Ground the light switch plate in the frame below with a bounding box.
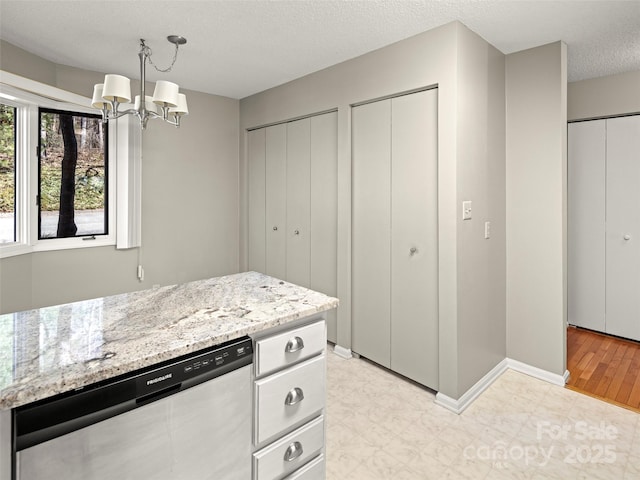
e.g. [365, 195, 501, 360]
[462, 201, 472, 220]
[484, 221, 491, 239]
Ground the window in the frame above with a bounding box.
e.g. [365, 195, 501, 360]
[0, 71, 135, 258]
[38, 108, 108, 239]
[0, 103, 16, 244]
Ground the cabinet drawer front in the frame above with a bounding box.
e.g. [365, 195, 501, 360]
[283, 453, 324, 480]
[255, 355, 325, 444]
[255, 321, 326, 377]
[253, 416, 324, 480]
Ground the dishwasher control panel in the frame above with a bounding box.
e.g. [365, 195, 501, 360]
[183, 342, 251, 373]
[136, 337, 253, 398]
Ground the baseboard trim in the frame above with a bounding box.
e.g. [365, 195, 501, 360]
[435, 358, 569, 414]
[333, 345, 353, 359]
[435, 359, 509, 414]
[506, 358, 569, 386]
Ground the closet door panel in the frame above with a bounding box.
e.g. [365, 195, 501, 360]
[286, 118, 311, 287]
[352, 100, 392, 367]
[310, 112, 338, 342]
[568, 120, 606, 332]
[390, 89, 439, 389]
[265, 124, 287, 280]
[606, 116, 640, 340]
[248, 129, 266, 273]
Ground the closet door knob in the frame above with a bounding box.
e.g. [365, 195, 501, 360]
[624, 234, 631, 241]
[294, 229, 300, 235]
[410, 247, 418, 256]
[273, 226, 278, 231]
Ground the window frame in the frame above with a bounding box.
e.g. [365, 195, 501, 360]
[0, 102, 18, 245]
[0, 75, 118, 257]
[37, 106, 110, 241]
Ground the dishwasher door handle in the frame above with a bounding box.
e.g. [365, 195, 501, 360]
[283, 441, 304, 462]
[284, 387, 305, 406]
[136, 383, 182, 407]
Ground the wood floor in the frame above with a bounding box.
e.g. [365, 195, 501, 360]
[566, 325, 640, 412]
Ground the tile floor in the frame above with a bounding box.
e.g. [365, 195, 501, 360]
[325, 349, 640, 479]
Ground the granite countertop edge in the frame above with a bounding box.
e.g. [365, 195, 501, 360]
[0, 272, 338, 410]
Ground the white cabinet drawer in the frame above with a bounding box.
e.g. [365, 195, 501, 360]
[283, 454, 324, 480]
[254, 355, 325, 445]
[253, 416, 324, 480]
[255, 321, 326, 377]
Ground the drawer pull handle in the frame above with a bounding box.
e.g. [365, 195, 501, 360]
[285, 336, 305, 353]
[283, 441, 304, 462]
[284, 387, 305, 406]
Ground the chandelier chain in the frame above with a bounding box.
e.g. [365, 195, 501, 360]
[144, 43, 180, 73]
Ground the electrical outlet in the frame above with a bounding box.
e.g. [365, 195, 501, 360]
[462, 201, 472, 220]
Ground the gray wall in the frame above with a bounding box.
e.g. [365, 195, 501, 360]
[505, 42, 568, 376]
[240, 21, 507, 400]
[0, 41, 240, 313]
[455, 26, 507, 395]
[568, 70, 640, 121]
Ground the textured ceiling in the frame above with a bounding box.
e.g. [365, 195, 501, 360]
[1, 0, 638, 99]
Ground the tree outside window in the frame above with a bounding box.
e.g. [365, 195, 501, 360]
[38, 109, 108, 239]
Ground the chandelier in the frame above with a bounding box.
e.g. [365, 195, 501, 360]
[91, 35, 189, 129]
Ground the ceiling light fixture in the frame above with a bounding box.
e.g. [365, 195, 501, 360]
[91, 35, 189, 129]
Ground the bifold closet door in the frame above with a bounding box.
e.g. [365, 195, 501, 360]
[286, 118, 311, 287]
[568, 120, 606, 332]
[352, 100, 392, 368]
[605, 116, 640, 340]
[265, 124, 287, 280]
[310, 112, 339, 342]
[390, 89, 438, 388]
[247, 129, 266, 273]
[352, 89, 439, 387]
[247, 112, 339, 341]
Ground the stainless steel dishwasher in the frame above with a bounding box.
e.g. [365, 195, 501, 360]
[13, 336, 253, 480]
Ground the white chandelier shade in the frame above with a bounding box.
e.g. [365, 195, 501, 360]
[91, 36, 188, 129]
[169, 94, 189, 117]
[102, 74, 132, 103]
[152, 80, 179, 107]
[91, 84, 110, 110]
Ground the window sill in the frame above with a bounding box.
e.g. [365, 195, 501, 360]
[1, 236, 116, 258]
[0, 243, 32, 259]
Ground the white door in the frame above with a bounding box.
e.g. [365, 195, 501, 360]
[309, 112, 339, 342]
[390, 90, 439, 389]
[265, 124, 287, 280]
[568, 120, 606, 331]
[352, 89, 439, 385]
[605, 115, 640, 340]
[286, 118, 311, 287]
[247, 113, 338, 340]
[247, 129, 266, 273]
[352, 99, 392, 368]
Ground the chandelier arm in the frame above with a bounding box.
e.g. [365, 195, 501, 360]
[163, 116, 180, 128]
[102, 108, 139, 123]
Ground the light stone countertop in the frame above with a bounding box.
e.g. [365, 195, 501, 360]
[0, 271, 338, 410]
